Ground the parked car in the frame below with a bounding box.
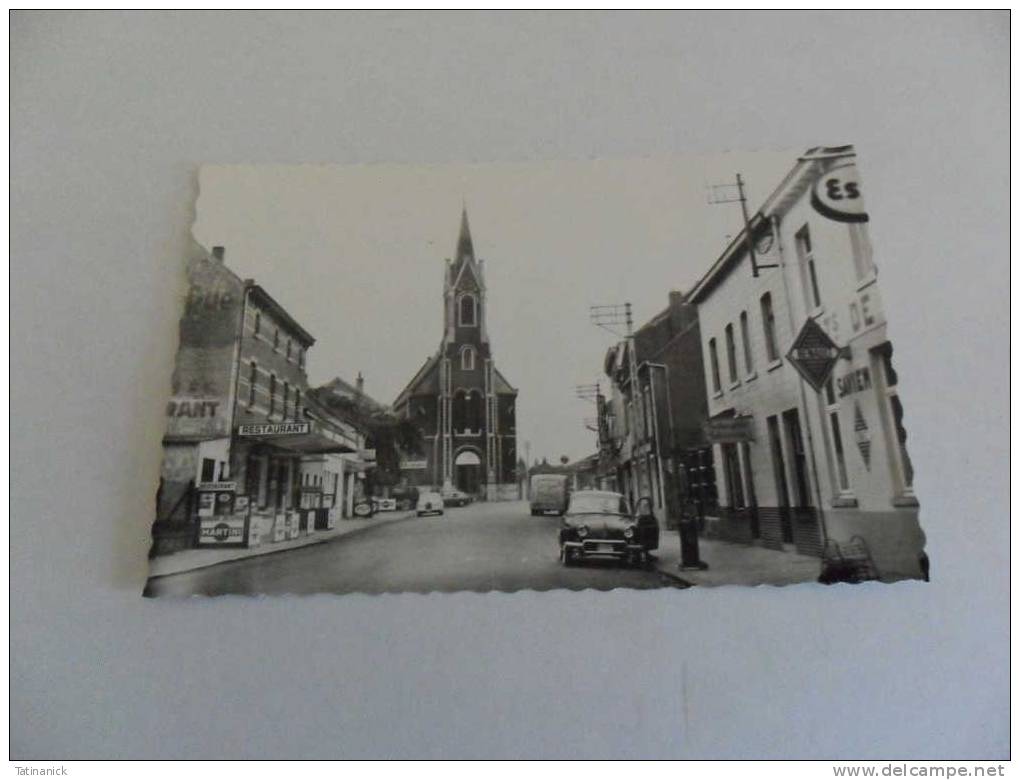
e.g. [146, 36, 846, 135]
[441, 487, 472, 507]
[559, 491, 660, 567]
[529, 473, 570, 515]
[391, 486, 420, 511]
[416, 491, 445, 517]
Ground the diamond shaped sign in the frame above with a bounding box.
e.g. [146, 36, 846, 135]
[786, 318, 842, 393]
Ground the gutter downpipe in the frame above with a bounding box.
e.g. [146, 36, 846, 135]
[644, 362, 672, 517]
[771, 213, 831, 554]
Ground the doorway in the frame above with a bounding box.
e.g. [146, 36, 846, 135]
[454, 449, 482, 495]
[767, 415, 794, 544]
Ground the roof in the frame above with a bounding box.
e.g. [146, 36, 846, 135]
[392, 354, 440, 408]
[492, 366, 517, 395]
[318, 375, 388, 414]
[245, 282, 315, 347]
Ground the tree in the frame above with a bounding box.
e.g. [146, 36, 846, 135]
[309, 387, 425, 493]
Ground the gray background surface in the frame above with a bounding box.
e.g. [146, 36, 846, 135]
[10, 11, 1009, 759]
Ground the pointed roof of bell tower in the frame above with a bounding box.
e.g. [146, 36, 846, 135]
[448, 205, 484, 294]
[456, 205, 474, 263]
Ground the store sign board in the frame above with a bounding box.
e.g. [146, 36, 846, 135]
[787, 319, 842, 393]
[197, 515, 247, 546]
[238, 422, 311, 436]
[810, 162, 869, 224]
[197, 481, 237, 492]
[400, 459, 427, 470]
[703, 415, 755, 444]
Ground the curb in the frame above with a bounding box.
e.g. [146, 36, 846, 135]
[655, 563, 695, 588]
[145, 511, 417, 582]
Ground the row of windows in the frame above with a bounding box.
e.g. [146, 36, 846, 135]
[708, 223, 877, 396]
[708, 292, 779, 394]
[247, 360, 303, 420]
[251, 310, 305, 368]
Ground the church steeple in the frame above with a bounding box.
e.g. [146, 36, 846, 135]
[456, 206, 475, 263]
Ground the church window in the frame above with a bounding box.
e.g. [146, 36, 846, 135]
[452, 390, 468, 432]
[461, 346, 475, 371]
[459, 294, 477, 327]
[466, 391, 484, 432]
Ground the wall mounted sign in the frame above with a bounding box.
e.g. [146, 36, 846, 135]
[238, 422, 310, 436]
[787, 318, 843, 393]
[197, 481, 237, 492]
[810, 162, 869, 223]
[703, 415, 755, 443]
[197, 515, 247, 547]
[400, 459, 428, 470]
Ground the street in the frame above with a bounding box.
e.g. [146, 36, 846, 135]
[145, 500, 684, 596]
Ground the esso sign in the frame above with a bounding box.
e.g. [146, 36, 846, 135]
[811, 163, 869, 223]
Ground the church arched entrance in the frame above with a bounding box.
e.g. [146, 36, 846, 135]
[454, 449, 482, 496]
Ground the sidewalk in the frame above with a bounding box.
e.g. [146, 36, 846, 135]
[147, 511, 415, 578]
[655, 529, 822, 587]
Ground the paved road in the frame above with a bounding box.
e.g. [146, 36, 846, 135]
[146, 500, 683, 596]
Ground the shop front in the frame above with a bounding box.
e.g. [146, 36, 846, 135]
[228, 421, 360, 548]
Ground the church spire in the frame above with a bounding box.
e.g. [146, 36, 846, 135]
[456, 206, 474, 263]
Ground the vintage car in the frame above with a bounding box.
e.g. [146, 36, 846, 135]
[558, 491, 660, 567]
[440, 487, 472, 507]
[416, 491, 445, 517]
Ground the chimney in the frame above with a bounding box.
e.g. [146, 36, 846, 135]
[212, 246, 225, 261]
[356, 372, 364, 396]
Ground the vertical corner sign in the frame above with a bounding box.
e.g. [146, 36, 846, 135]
[787, 319, 842, 393]
[810, 162, 869, 224]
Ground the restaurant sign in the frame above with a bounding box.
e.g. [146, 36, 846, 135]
[787, 318, 843, 393]
[238, 422, 311, 436]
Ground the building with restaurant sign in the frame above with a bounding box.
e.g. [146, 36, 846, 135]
[688, 145, 923, 580]
[151, 240, 368, 555]
[392, 209, 518, 500]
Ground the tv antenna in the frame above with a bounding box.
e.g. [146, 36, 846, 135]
[707, 173, 780, 278]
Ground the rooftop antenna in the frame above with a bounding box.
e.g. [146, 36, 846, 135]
[707, 173, 780, 278]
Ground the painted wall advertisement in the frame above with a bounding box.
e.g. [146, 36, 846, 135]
[165, 248, 245, 440]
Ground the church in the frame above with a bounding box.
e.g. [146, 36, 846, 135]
[392, 209, 518, 500]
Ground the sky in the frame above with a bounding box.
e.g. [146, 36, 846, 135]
[194, 150, 796, 464]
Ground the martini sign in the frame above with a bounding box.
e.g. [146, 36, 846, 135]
[787, 319, 843, 393]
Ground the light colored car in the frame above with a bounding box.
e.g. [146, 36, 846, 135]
[416, 491, 445, 517]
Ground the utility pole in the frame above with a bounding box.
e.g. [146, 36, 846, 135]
[523, 439, 531, 500]
[575, 382, 602, 448]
